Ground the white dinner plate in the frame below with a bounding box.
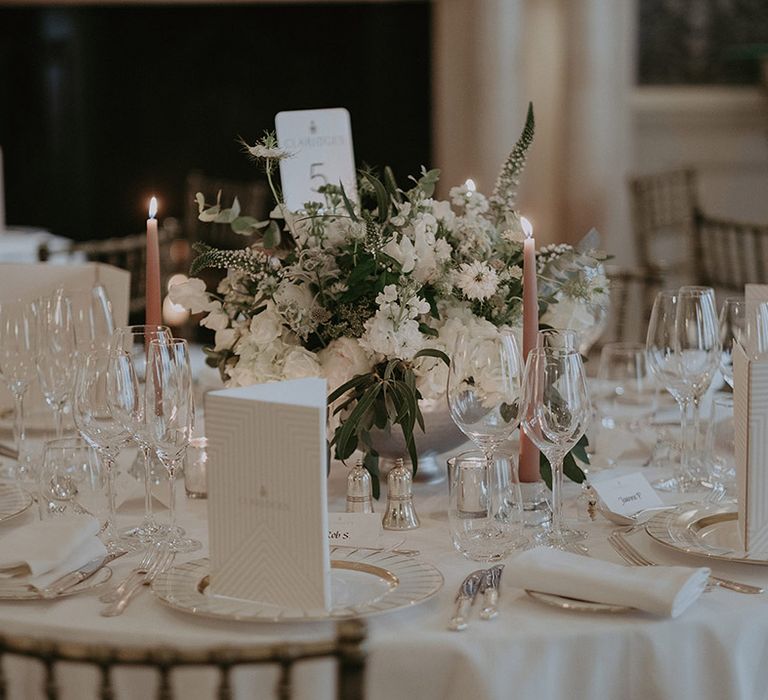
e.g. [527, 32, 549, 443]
[645, 503, 768, 565]
[151, 547, 444, 622]
[0, 483, 33, 523]
[525, 590, 635, 614]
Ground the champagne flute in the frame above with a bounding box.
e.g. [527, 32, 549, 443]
[108, 325, 172, 541]
[675, 286, 720, 479]
[520, 347, 591, 547]
[34, 295, 77, 438]
[72, 351, 133, 553]
[145, 338, 200, 553]
[0, 300, 37, 481]
[62, 285, 115, 352]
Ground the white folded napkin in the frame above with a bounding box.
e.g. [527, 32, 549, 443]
[507, 547, 710, 618]
[0, 514, 106, 587]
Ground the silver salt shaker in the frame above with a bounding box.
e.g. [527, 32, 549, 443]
[382, 458, 420, 530]
[346, 460, 374, 513]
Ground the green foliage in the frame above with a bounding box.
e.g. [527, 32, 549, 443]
[490, 103, 535, 222]
[189, 242, 264, 278]
[539, 433, 590, 489]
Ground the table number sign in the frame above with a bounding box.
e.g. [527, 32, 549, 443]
[275, 108, 357, 211]
[205, 378, 331, 611]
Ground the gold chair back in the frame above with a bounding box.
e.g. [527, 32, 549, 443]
[693, 209, 768, 295]
[0, 619, 365, 700]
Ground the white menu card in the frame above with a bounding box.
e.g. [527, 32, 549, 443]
[205, 378, 331, 610]
[275, 108, 357, 211]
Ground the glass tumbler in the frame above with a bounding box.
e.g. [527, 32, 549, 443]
[447, 450, 526, 561]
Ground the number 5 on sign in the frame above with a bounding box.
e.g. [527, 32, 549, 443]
[275, 108, 358, 212]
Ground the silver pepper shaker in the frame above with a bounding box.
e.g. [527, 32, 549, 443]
[382, 458, 420, 530]
[346, 460, 374, 513]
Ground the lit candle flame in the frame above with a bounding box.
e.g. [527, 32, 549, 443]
[148, 196, 158, 219]
[521, 216, 533, 240]
[465, 178, 476, 193]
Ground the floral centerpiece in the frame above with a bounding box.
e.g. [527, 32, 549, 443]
[171, 105, 608, 493]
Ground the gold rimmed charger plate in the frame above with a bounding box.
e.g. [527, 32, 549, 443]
[525, 590, 635, 614]
[645, 503, 768, 565]
[151, 547, 444, 623]
[0, 483, 33, 523]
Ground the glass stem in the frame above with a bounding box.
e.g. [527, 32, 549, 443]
[167, 463, 178, 534]
[550, 453, 565, 536]
[142, 446, 155, 523]
[12, 390, 25, 464]
[691, 394, 703, 456]
[54, 403, 64, 439]
[103, 456, 119, 547]
[678, 396, 693, 482]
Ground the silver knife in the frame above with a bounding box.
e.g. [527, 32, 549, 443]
[479, 565, 504, 620]
[448, 570, 484, 631]
[40, 551, 125, 599]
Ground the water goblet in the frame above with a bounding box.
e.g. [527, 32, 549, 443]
[39, 437, 106, 526]
[145, 338, 201, 553]
[520, 347, 591, 547]
[62, 285, 115, 352]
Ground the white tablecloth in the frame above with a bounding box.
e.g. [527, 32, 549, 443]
[1, 447, 767, 700]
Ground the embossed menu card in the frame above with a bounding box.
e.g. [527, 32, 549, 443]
[205, 378, 331, 611]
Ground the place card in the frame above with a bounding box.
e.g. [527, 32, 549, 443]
[275, 108, 357, 211]
[591, 472, 663, 517]
[734, 338, 768, 552]
[205, 377, 331, 611]
[328, 512, 383, 548]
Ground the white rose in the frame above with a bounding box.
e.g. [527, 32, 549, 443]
[382, 235, 416, 274]
[282, 347, 322, 380]
[214, 328, 237, 352]
[249, 308, 283, 345]
[168, 277, 214, 314]
[318, 338, 372, 394]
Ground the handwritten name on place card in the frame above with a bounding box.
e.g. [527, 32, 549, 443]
[591, 472, 663, 516]
[328, 513, 382, 547]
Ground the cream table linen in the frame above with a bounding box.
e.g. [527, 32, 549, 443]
[0, 454, 767, 700]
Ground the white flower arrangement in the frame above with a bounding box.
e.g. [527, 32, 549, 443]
[171, 104, 608, 489]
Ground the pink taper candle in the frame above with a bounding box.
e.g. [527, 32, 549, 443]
[519, 216, 540, 482]
[145, 196, 162, 327]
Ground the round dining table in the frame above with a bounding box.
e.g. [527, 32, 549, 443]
[1, 435, 768, 700]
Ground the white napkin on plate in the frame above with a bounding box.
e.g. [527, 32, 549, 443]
[508, 547, 710, 617]
[0, 514, 106, 587]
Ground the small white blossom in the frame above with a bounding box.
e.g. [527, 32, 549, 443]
[245, 143, 294, 161]
[455, 261, 499, 301]
[168, 278, 216, 314]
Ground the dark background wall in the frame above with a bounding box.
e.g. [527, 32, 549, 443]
[0, 2, 431, 241]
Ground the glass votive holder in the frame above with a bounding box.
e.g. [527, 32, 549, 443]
[184, 437, 208, 499]
[447, 449, 527, 561]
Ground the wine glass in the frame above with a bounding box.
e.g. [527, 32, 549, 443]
[675, 286, 720, 478]
[537, 328, 580, 351]
[0, 300, 37, 481]
[646, 291, 696, 491]
[108, 325, 172, 542]
[448, 331, 523, 463]
[72, 351, 133, 553]
[39, 437, 106, 525]
[34, 295, 77, 438]
[520, 347, 591, 547]
[145, 338, 200, 553]
[595, 342, 658, 465]
[62, 285, 115, 352]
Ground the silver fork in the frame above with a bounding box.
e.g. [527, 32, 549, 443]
[608, 531, 763, 595]
[99, 544, 159, 603]
[100, 545, 175, 616]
